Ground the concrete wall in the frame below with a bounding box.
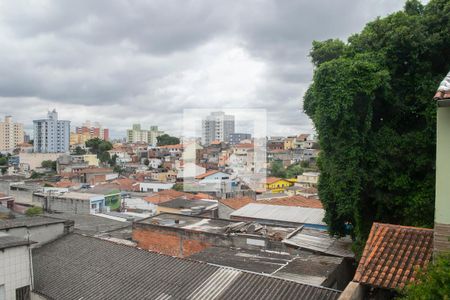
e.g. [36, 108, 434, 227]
[0, 245, 32, 300]
[33, 194, 91, 214]
[19, 153, 62, 171]
[435, 106, 450, 253]
[218, 203, 234, 219]
[338, 282, 366, 300]
[139, 182, 174, 192]
[9, 185, 38, 205]
[1, 223, 66, 248]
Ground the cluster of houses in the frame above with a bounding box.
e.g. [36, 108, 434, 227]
[0, 84, 448, 300]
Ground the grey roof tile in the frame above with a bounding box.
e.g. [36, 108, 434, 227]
[33, 234, 341, 300]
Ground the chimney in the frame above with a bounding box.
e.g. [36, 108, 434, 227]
[434, 70, 450, 254]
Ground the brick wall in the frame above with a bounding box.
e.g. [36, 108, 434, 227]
[132, 226, 211, 258]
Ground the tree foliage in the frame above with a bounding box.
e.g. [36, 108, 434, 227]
[85, 138, 113, 155]
[271, 160, 304, 179]
[400, 252, 450, 300]
[304, 0, 450, 245]
[270, 160, 286, 178]
[26, 206, 43, 216]
[41, 160, 57, 171]
[73, 146, 87, 155]
[85, 138, 113, 163]
[157, 134, 180, 146]
[172, 183, 184, 191]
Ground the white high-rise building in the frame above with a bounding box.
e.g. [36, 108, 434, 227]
[201, 111, 235, 146]
[0, 116, 24, 153]
[33, 109, 70, 153]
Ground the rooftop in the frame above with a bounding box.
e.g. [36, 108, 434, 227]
[0, 233, 33, 250]
[158, 197, 217, 209]
[33, 233, 341, 300]
[195, 170, 222, 179]
[45, 212, 131, 237]
[34, 191, 102, 200]
[188, 246, 293, 274]
[0, 215, 66, 230]
[260, 195, 323, 209]
[231, 203, 326, 227]
[220, 197, 255, 210]
[353, 222, 433, 290]
[143, 189, 196, 204]
[283, 226, 354, 258]
[78, 167, 114, 174]
[137, 213, 236, 234]
[137, 213, 295, 239]
[188, 247, 344, 287]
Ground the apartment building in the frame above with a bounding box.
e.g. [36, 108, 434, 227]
[0, 116, 24, 153]
[201, 111, 235, 146]
[33, 109, 70, 153]
[75, 120, 109, 141]
[126, 124, 163, 145]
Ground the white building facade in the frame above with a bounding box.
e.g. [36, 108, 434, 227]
[0, 116, 24, 153]
[127, 124, 163, 146]
[201, 111, 235, 146]
[33, 110, 70, 153]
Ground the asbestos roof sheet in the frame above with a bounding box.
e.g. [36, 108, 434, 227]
[0, 233, 33, 250]
[33, 234, 341, 300]
[283, 227, 354, 258]
[231, 203, 326, 226]
[0, 216, 66, 230]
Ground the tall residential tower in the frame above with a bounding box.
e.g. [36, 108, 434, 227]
[33, 109, 70, 153]
[0, 116, 24, 153]
[201, 111, 235, 146]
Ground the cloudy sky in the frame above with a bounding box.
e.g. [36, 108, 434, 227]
[0, 0, 405, 139]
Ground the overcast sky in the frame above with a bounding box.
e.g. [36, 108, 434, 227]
[0, 0, 405, 138]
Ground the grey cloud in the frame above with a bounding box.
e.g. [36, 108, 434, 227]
[0, 0, 405, 137]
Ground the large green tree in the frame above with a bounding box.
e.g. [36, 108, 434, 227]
[304, 0, 450, 248]
[85, 138, 113, 164]
[157, 134, 180, 146]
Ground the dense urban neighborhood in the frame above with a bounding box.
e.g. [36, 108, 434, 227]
[1, 0, 450, 299]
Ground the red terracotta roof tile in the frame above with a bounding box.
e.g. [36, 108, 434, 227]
[194, 193, 215, 200]
[220, 197, 256, 210]
[113, 178, 139, 191]
[158, 144, 183, 149]
[265, 177, 283, 184]
[353, 222, 433, 290]
[234, 143, 254, 149]
[195, 170, 220, 179]
[143, 190, 196, 204]
[260, 195, 323, 209]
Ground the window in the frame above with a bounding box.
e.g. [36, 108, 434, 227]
[15, 286, 30, 300]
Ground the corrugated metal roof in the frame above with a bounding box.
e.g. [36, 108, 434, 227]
[33, 234, 341, 300]
[283, 227, 354, 258]
[231, 203, 326, 226]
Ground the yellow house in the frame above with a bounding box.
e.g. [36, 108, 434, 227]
[265, 177, 295, 193]
[83, 154, 99, 167]
[283, 137, 296, 150]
